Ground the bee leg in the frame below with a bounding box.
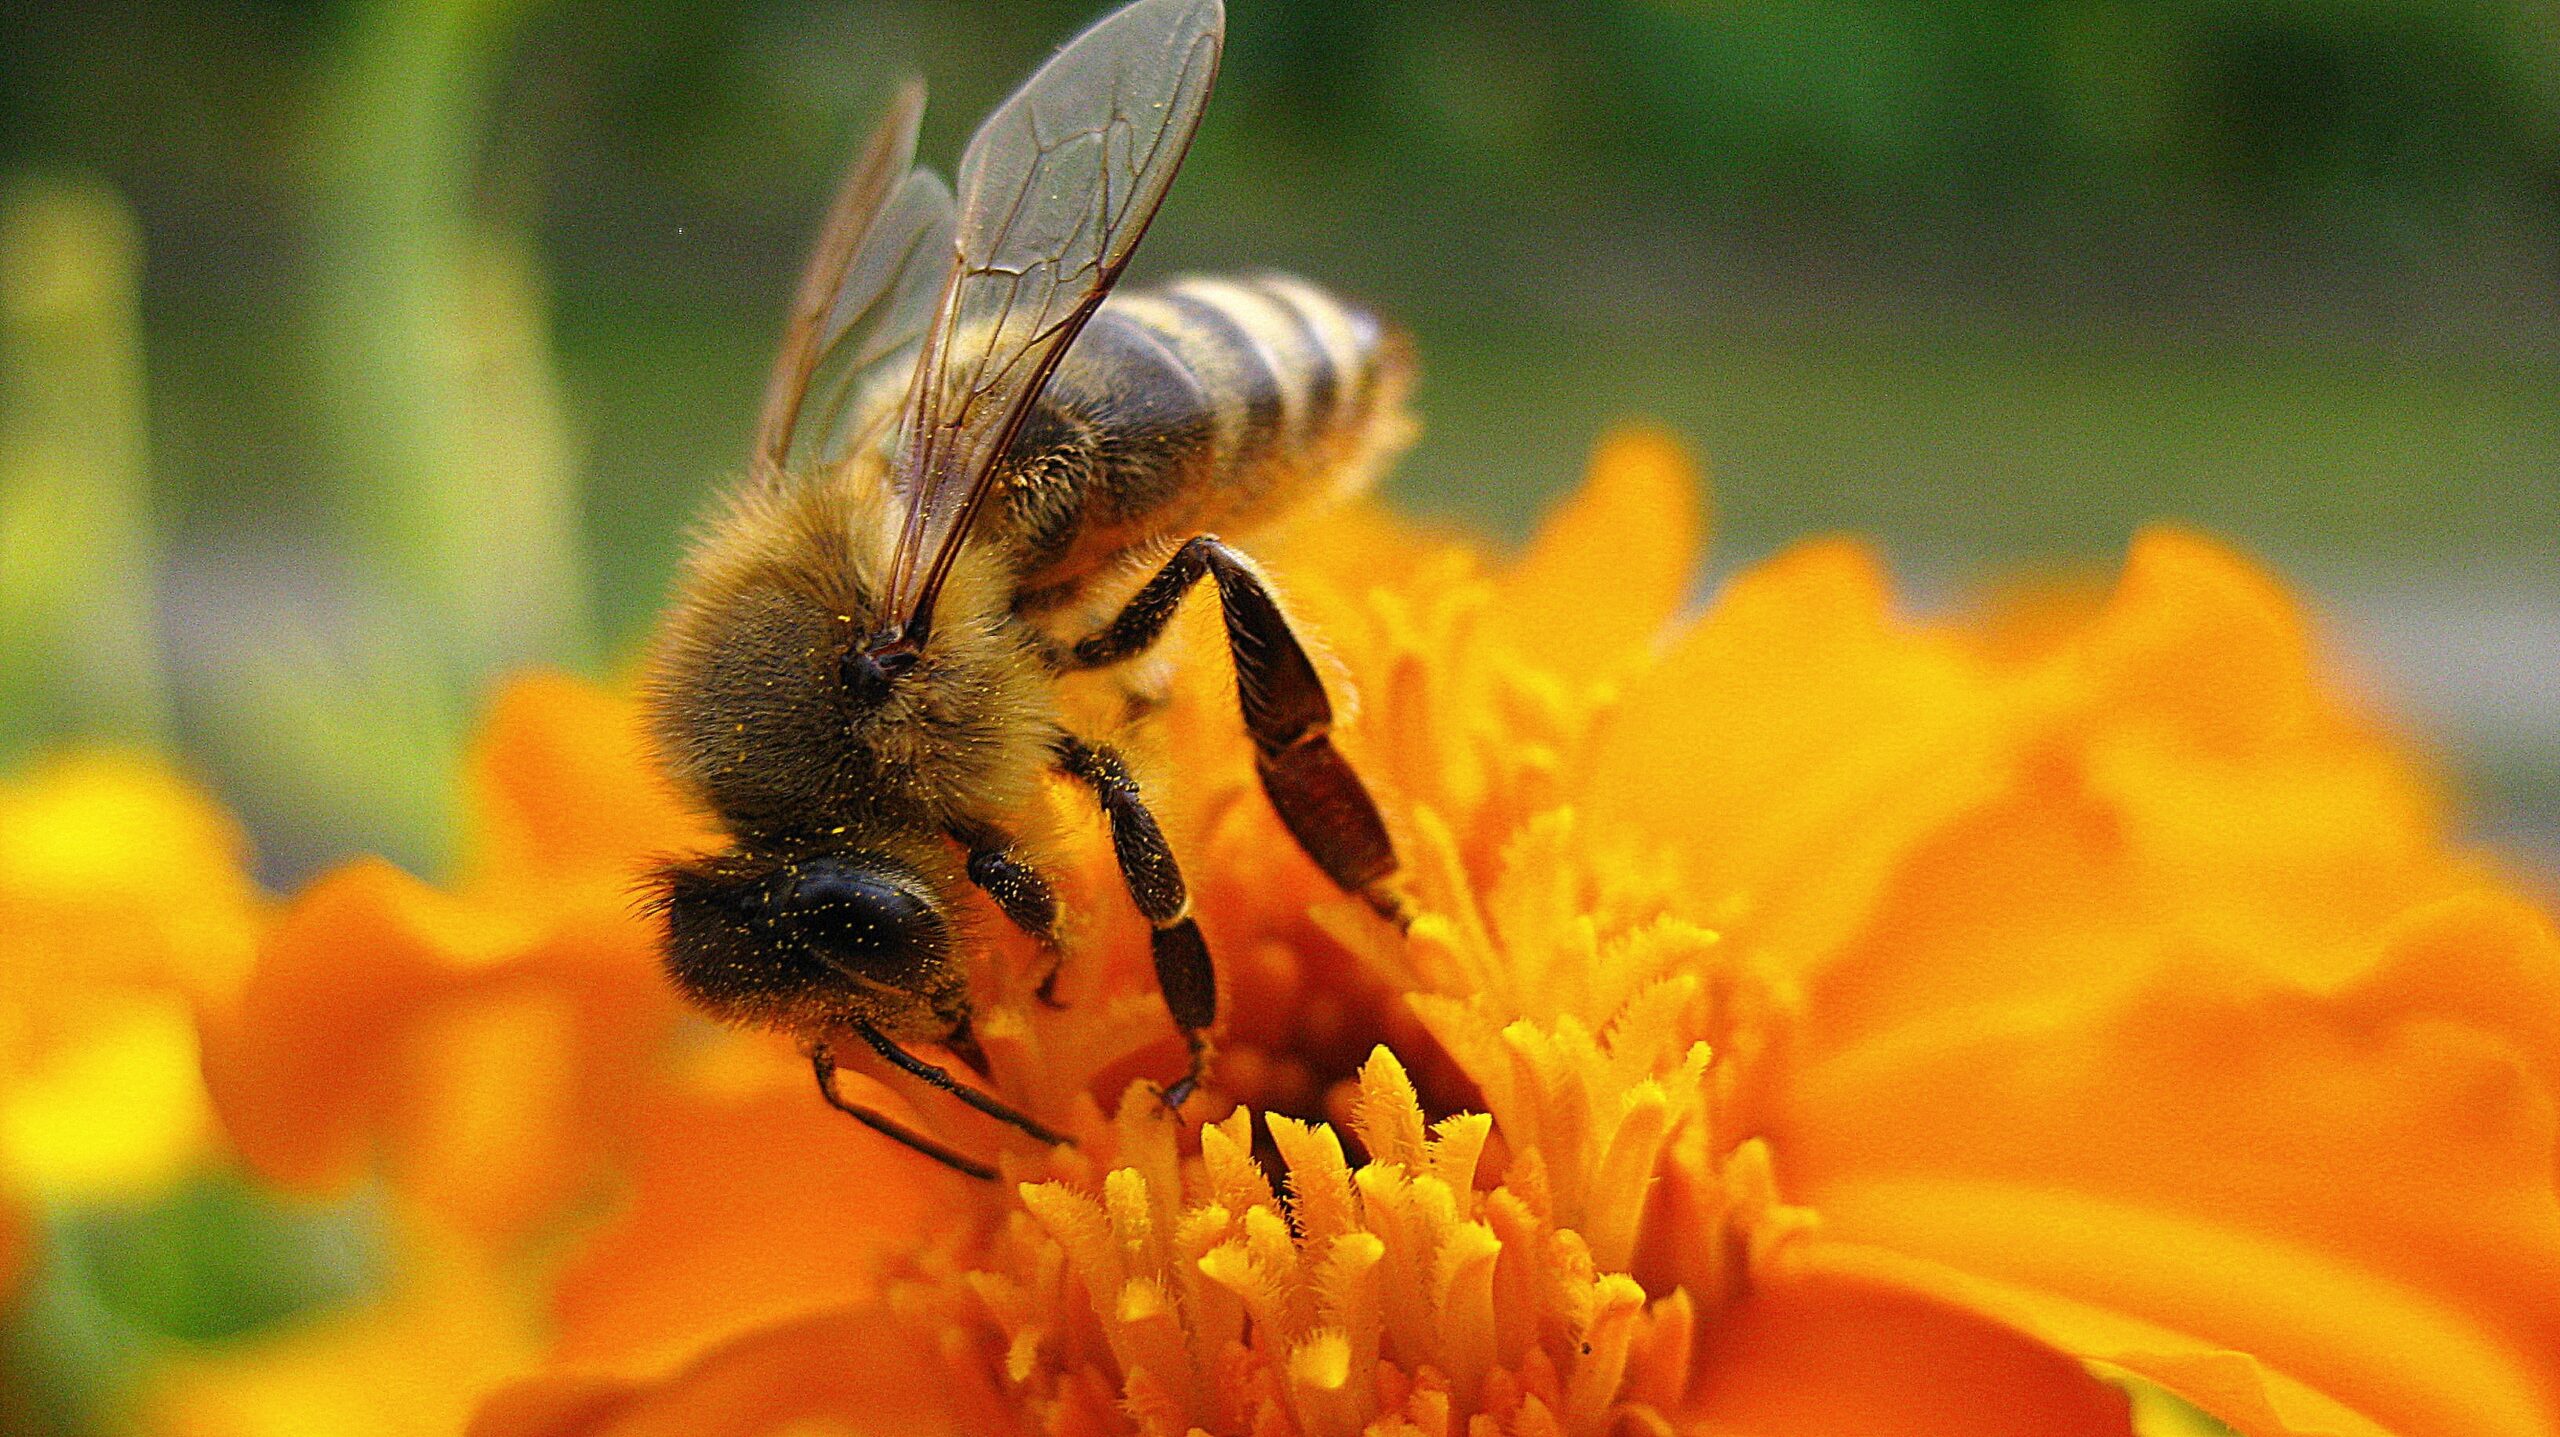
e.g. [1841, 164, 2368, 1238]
[1071, 535, 1406, 926]
[811, 1046, 996, 1181]
[1053, 735, 1215, 1109]
[1120, 682, 1171, 727]
[942, 1009, 995, 1077]
[852, 1019, 1075, 1147]
[961, 838, 1066, 1007]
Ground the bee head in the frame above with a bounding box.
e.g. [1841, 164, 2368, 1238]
[656, 848, 956, 1033]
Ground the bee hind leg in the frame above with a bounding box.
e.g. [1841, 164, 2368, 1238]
[1070, 535, 1406, 927]
[1053, 735, 1215, 1109]
[810, 1046, 996, 1181]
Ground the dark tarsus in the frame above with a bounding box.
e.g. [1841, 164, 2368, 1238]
[1053, 734, 1218, 1108]
[811, 1045, 997, 1181]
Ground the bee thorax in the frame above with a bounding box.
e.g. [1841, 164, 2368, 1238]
[644, 475, 1052, 839]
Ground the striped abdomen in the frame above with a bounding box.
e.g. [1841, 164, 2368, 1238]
[995, 273, 1415, 608]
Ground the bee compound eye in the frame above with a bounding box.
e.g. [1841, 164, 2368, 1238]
[777, 854, 948, 969]
[657, 852, 946, 1026]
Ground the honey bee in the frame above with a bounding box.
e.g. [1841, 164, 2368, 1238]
[645, 0, 1414, 1177]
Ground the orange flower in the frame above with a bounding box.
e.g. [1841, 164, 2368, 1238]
[177, 431, 2560, 1437]
[199, 672, 712, 1244]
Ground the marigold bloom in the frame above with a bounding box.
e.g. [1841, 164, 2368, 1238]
[176, 432, 2559, 1437]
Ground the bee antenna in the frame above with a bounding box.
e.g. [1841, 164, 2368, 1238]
[630, 854, 702, 919]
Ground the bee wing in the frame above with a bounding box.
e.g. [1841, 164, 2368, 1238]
[792, 168, 958, 472]
[880, 0, 1224, 641]
[752, 82, 960, 477]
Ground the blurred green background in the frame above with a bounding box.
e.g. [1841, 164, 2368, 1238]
[1, 1, 2554, 1430]
[4, 0, 2555, 878]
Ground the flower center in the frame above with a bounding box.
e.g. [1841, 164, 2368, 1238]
[908, 806, 1811, 1436]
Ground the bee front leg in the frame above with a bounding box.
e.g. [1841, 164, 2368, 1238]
[1053, 735, 1214, 1109]
[960, 835, 1065, 1005]
[810, 1045, 997, 1181]
[848, 1020, 1075, 1147]
[1070, 535, 1406, 926]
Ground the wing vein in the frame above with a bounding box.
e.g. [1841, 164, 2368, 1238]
[872, 0, 1226, 647]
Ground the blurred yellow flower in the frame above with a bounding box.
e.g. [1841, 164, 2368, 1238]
[0, 750, 261, 1296]
[147, 1235, 536, 1437]
[164, 432, 2559, 1437]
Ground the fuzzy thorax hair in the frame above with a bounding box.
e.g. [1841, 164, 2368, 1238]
[643, 469, 1058, 857]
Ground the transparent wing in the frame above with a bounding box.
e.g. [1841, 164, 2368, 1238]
[752, 82, 959, 478]
[879, 0, 1224, 640]
[792, 169, 956, 471]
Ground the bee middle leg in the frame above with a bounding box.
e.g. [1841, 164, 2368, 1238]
[959, 835, 1066, 1004]
[1069, 535, 1405, 924]
[1054, 734, 1215, 1108]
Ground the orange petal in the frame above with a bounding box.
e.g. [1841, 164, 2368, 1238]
[201, 857, 677, 1238]
[200, 860, 480, 1194]
[1497, 425, 1706, 663]
[1797, 752, 2159, 1049]
[1806, 527, 2486, 1054]
[391, 983, 610, 1239]
[473, 1308, 970, 1437]
[199, 676, 696, 1229]
[2062, 530, 2479, 984]
[542, 1072, 968, 1382]
[1784, 1241, 2398, 1437]
[2071, 528, 2334, 755]
[1687, 1259, 2133, 1436]
[1580, 539, 2006, 974]
[1783, 891, 2560, 1437]
[2337, 895, 2560, 1114]
[458, 673, 710, 904]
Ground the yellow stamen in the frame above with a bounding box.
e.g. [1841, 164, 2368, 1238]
[947, 1046, 1719, 1436]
